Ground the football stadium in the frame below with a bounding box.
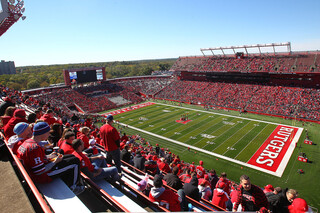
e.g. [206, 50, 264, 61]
[1, 0, 320, 213]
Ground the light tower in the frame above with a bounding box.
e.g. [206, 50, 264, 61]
[0, 0, 26, 37]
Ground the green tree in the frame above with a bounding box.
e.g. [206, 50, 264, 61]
[27, 80, 40, 89]
[7, 82, 22, 90]
[142, 66, 154, 75]
[159, 63, 170, 71]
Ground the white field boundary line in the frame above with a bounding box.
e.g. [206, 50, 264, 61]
[153, 102, 298, 128]
[119, 121, 303, 177]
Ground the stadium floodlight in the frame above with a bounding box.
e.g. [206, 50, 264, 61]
[17, 0, 21, 2]
[14, 14, 20, 20]
[21, 16, 26, 20]
[21, 8, 25, 13]
[16, 1, 24, 8]
[9, 0, 15, 4]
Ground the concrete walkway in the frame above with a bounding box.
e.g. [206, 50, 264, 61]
[0, 150, 35, 213]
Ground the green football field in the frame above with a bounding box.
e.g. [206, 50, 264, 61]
[116, 103, 278, 162]
[102, 100, 320, 210]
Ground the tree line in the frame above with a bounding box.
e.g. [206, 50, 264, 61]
[0, 59, 176, 91]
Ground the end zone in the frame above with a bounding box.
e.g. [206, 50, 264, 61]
[102, 102, 155, 116]
[247, 125, 303, 177]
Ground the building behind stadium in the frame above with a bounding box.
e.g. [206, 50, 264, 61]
[0, 60, 16, 75]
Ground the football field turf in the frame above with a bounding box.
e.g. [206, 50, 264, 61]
[105, 102, 303, 177]
[101, 100, 320, 209]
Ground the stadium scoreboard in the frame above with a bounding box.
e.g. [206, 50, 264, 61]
[63, 67, 106, 85]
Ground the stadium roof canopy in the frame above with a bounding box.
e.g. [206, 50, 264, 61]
[200, 42, 291, 56]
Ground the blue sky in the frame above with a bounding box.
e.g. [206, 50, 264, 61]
[1, 0, 320, 66]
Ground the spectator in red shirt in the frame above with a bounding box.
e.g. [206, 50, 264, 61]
[4, 109, 28, 140]
[196, 160, 205, 178]
[179, 168, 191, 182]
[216, 172, 231, 195]
[40, 109, 59, 126]
[288, 198, 310, 213]
[57, 128, 73, 147]
[77, 126, 90, 150]
[16, 122, 84, 195]
[149, 174, 182, 212]
[121, 132, 129, 142]
[157, 157, 171, 173]
[99, 115, 121, 173]
[60, 131, 76, 155]
[212, 181, 230, 210]
[189, 162, 195, 173]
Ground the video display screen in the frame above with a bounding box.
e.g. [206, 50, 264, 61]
[70, 70, 98, 84]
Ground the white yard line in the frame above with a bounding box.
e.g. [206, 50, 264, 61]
[116, 102, 303, 177]
[221, 122, 257, 156]
[212, 119, 252, 152]
[153, 102, 297, 128]
[234, 124, 270, 159]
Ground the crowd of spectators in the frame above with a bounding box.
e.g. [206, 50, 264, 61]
[171, 53, 319, 73]
[0, 83, 314, 212]
[30, 77, 172, 114]
[117, 132, 311, 212]
[155, 80, 320, 121]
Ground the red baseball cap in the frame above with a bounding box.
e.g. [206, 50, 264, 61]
[264, 184, 274, 193]
[199, 160, 203, 165]
[288, 198, 308, 213]
[218, 182, 226, 189]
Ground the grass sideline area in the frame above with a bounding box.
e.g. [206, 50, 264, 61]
[100, 100, 320, 209]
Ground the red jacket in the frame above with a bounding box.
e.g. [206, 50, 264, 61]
[216, 178, 231, 195]
[1, 115, 12, 128]
[149, 187, 181, 212]
[77, 132, 90, 149]
[72, 151, 95, 172]
[212, 188, 229, 209]
[157, 160, 171, 173]
[60, 141, 74, 155]
[40, 114, 59, 126]
[4, 117, 28, 140]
